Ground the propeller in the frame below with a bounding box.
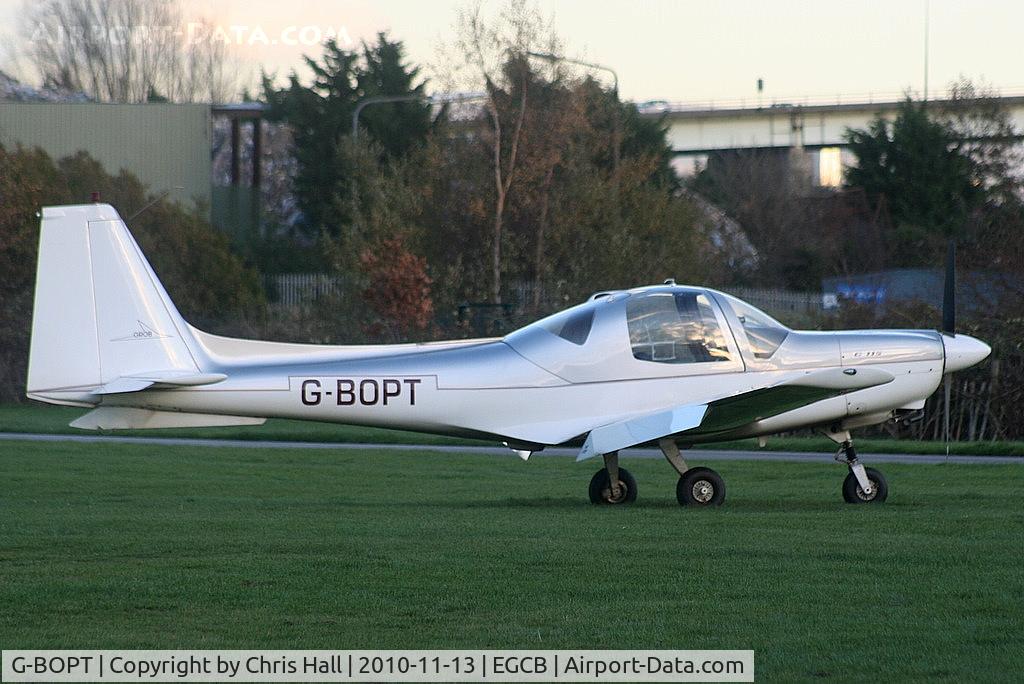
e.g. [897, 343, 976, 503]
[941, 238, 955, 456]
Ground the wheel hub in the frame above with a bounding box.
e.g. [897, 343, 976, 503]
[855, 481, 877, 501]
[603, 481, 627, 503]
[692, 479, 714, 504]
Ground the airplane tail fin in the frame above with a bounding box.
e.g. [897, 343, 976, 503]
[27, 204, 208, 405]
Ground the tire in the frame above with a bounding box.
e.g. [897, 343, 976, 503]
[677, 467, 726, 506]
[588, 467, 638, 505]
[842, 467, 888, 504]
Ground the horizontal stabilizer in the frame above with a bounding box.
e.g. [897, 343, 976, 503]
[577, 367, 894, 460]
[92, 378, 156, 395]
[71, 407, 265, 430]
[130, 371, 227, 386]
[91, 371, 227, 395]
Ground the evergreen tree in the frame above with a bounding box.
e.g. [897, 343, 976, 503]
[262, 35, 430, 237]
[357, 33, 432, 161]
[844, 99, 982, 264]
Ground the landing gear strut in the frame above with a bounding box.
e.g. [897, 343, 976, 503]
[588, 451, 637, 504]
[836, 439, 888, 504]
[660, 438, 725, 507]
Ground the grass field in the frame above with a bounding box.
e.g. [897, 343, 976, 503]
[0, 404, 490, 446]
[1, 437, 1022, 680]
[3, 404, 1023, 456]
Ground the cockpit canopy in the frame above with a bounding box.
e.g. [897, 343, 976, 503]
[540, 306, 595, 346]
[625, 290, 732, 364]
[505, 285, 790, 383]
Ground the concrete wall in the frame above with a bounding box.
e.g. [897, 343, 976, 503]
[0, 102, 211, 209]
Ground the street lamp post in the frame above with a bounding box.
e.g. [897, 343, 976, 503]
[526, 51, 620, 191]
[351, 94, 426, 142]
[352, 91, 489, 143]
[349, 92, 486, 227]
[526, 51, 619, 102]
[349, 95, 426, 230]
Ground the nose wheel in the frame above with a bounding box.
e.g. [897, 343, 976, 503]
[842, 466, 888, 503]
[836, 439, 888, 504]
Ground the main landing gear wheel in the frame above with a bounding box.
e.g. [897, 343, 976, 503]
[588, 467, 637, 505]
[842, 467, 888, 504]
[677, 467, 726, 507]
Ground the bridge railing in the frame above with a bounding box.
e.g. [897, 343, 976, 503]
[638, 87, 1024, 114]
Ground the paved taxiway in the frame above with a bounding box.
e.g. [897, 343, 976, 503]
[1, 432, 1020, 465]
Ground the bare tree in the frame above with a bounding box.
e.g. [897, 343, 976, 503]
[23, 0, 235, 102]
[521, 79, 587, 310]
[451, 0, 560, 303]
[937, 78, 1024, 204]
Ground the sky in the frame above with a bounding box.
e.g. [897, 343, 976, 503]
[2, 0, 1023, 104]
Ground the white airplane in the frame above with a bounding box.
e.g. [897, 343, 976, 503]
[27, 204, 991, 506]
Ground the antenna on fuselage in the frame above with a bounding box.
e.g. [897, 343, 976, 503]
[127, 186, 184, 222]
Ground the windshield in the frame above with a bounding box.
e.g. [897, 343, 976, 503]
[722, 294, 790, 359]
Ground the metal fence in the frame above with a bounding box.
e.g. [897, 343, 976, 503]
[265, 273, 344, 308]
[264, 275, 828, 319]
[724, 286, 829, 317]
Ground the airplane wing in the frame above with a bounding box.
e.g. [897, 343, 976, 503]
[577, 367, 894, 461]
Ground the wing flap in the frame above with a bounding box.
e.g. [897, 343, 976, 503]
[578, 404, 707, 461]
[577, 367, 894, 460]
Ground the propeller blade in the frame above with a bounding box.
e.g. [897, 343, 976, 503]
[943, 374, 952, 457]
[942, 239, 956, 334]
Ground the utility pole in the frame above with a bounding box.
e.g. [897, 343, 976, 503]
[923, 0, 930, 102]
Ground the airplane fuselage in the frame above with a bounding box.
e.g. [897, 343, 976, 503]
[91, 327, 950, 447]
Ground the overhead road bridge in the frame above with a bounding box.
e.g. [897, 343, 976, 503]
[640, 92, 1024, 184]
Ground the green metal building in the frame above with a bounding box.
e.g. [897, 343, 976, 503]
[0, 102, 212, 208]
[0, 102, 264, 243]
